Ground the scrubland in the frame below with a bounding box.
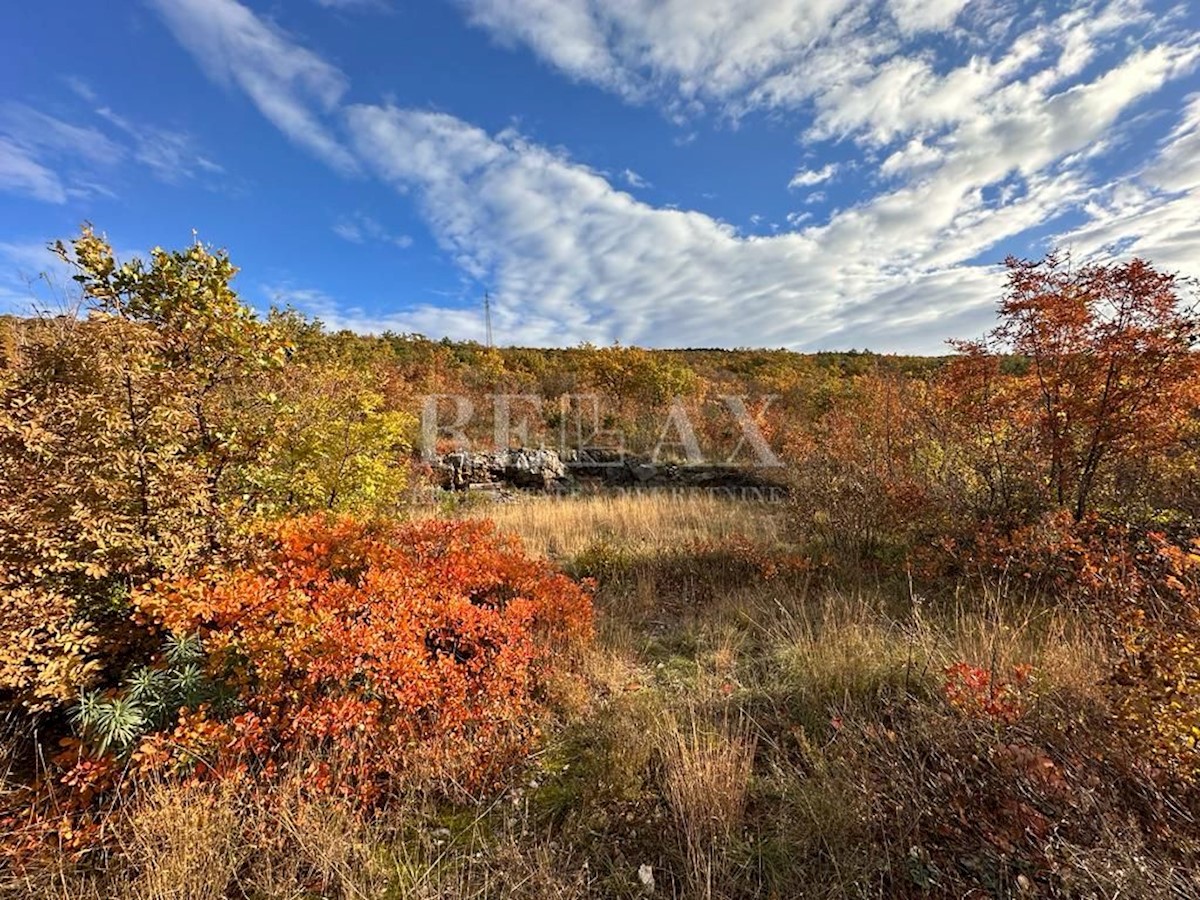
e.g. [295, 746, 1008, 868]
[7, 492, 1195, 899]
[4, 232, 1200, 898]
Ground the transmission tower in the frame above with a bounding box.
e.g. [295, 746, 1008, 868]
[483, 290, 494, 348]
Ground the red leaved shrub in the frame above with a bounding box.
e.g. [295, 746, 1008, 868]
[134, 515, 594, 800]
[937, 513, 1200, 781]
[943, 662, 1032, 724]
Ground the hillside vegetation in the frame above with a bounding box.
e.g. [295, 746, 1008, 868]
[2, 227, 1200, 898]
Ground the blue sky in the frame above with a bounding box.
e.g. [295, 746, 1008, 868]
[2, 0, 1198, 352]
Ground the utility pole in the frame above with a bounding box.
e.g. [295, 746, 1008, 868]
[483, 290, 494, 349]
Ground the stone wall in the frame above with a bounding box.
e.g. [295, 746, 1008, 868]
[431, 447, 786, 494]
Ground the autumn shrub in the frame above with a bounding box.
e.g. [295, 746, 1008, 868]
[786, 370, 970, 568]
[0, 313, 200, 719]
[130, 515, 594, 801]
[942, 661, 1031, 724]
[843, 701, 1200, 897]
[0, 227, 415, 733]
[790, 254, 1200, 576]
[939, 513, 1200, 781]
[250, 355, 416, 518]
[951, 253, 1200, 524]
[0, 229, 288, 727]
[1098, 531, 1200, 781]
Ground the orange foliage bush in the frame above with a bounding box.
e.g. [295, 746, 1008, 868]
[949, 253, 1200, 524]
[786, 371, 955, 562]
[940, 513, 1200, 780]
[943, 662, 1032, 724]
[134, 516, 594, 800]
[1104, 533, 1200, 780]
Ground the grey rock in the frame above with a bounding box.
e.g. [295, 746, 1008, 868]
[629, 462, 658, 482]
[433, 447, 568, 491]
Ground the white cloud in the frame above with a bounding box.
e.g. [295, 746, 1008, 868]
[456, 0, 635, 98]
[95, 108, 223, 183]
[332, 221, 363, 243]
[880, 138, 943, 177]
[265, 282, 492, 341]
[0, 100, 224, 199]
[61, 75, 99, 103]
[805, 40, 1200, 274]
[1057, 93, 1200, 273]
[452, 0, 1018, 122]
[1143, 93, 1200, 192]
[342, 103, 1019, 350]
[146, 0, 1200, 352]
[621, 168, 649, 189]
[0, 103, 124, 168]
[888, 0, 970, 35]
[0, 138, 67, 204]
[0, 103, 126, 202]
[144, 0, 358, 174]
[452, 0, 1181, 158]
[788, 163, 838, 190]
[332, 212, 412, 249]
[454, 0, 985, 119]
[338, 25, 1200, 350]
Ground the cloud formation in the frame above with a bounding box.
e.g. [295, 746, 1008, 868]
[0, 138, 67, 204]
[0, 99, 222, 202]
[140, 0, 1200, 351]
[145, 0, 358, 174]
[789, 163, 838, 190]
[332, 212, 413, 249]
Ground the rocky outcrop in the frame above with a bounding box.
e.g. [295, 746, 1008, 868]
[431, 446, 787, 495]
[434, 448, 568, 491]
[565, 447, 784, 490]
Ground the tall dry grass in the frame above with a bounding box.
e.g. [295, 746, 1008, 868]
[463, 491, 783, 560]
[465, 494, 1119, 896]
[3, 776, 400, 900]
[473, 493, 1103, 712]
[1, 771, 596, 900]
[659, 708, 757, 899]
[758, 584, 1108, 728]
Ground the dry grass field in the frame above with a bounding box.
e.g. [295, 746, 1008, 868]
[462, 491, 785, 558]
[11, 490, 1177, 900]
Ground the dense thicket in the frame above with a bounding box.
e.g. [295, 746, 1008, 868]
[3, 228, 1200, 884]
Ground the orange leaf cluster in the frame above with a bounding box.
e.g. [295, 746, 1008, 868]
[135, 515, 594, 800]
[943, 662, 1032, 724]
